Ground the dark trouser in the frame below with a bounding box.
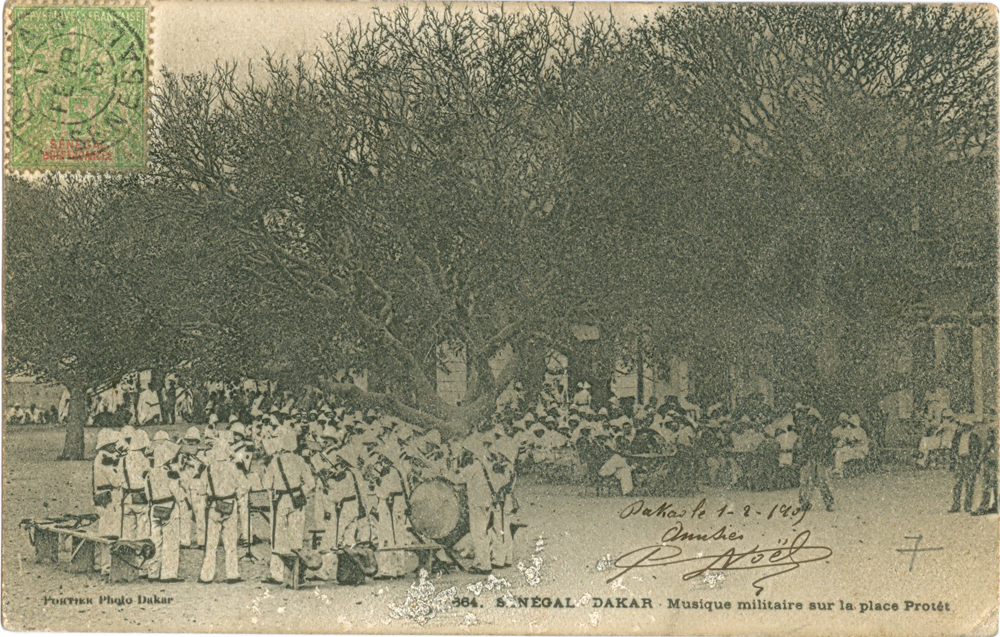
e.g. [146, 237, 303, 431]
[799, 460, 834, 511]
[674, 450, 697, 495]
[976, 461, 997, 512]
[952, 461, 977, 512]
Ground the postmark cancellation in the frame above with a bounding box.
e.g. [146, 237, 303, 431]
[4, 1, 149, 172]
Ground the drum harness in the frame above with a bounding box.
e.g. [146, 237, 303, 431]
[333, 468, 367, 551]
[384, 466, 410, 542]
[270, 455, 298, 547]
[274, 454, 307, 508]
[475, 459, 499, 531]
[206, 465, 236, 516]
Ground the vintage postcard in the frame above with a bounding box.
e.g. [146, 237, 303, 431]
[2, 2, 998, 635]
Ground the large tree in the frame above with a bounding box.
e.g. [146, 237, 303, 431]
[629, 4, 998, 407]
[4, 176, 186, 458]
[6, 5, 995, 451]
[146, 7, 674, 435]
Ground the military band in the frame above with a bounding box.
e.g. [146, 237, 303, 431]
[89, 400, 523, 585]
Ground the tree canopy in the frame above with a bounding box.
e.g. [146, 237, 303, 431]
[5, 4, 996, 455]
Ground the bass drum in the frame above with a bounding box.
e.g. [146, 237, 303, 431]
[408, 479, 470, 547]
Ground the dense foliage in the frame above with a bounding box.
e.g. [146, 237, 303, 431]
[5, 5, 996, 456]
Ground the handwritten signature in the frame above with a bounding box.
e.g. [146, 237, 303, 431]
[607, 530, 832, 596]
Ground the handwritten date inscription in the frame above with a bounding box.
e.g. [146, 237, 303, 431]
[610, 499, 830, 596]
[620, 498, 810, 527]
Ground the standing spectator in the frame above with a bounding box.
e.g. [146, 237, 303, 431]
[973, 422, 998, 516]
[700, 418, 729, 486]
[674, 417, 698, 495]
[948, 421, 981, 513]
[796, 405, 835, 512]
[162, 379, 177, 425]
[176, 386, 195, 423]
[775, 420, 800, 489]
[844, 415, 870, 476]
[939, 409, 960, 454]
[919, 408, 960, 468]
[138, 383, 162, 426]
[832, 413, 851, 476]
[123, 390, 138, 426]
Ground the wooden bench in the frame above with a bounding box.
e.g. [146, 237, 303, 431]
[22, 518, 154, 583]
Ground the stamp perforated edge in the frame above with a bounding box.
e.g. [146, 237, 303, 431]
[3, 0, 154, 176]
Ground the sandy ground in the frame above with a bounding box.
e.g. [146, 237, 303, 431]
[2, 425, 997, 636]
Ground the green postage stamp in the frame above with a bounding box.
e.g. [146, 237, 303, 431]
[6, 3, 148, 171]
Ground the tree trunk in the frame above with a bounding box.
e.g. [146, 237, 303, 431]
[444, 394, 493, 436]
[407, 360, 449, 415]
[321, 342, 522, 440]
[636, 334, 645, 406]
[58, 383, 87, 461]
